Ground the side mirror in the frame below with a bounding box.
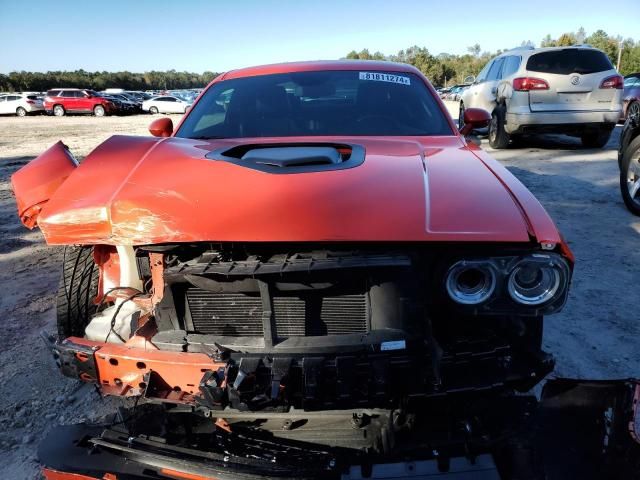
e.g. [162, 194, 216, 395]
[459, 108, 491, 136]
[85, 94, 92, 98]
[149, 117, 173, 137]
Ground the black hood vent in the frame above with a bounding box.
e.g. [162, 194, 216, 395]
[206, 142, 365, 174]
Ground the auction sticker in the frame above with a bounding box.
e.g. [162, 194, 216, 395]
[359, 72, 410, 85]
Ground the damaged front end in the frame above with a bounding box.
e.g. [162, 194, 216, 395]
[39, 378, 640, 479]
[45, 242, 562, 416]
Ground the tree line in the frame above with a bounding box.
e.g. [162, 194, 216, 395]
[346, 28, 640, 86]
[2, 28, 639, 92]
[0, 70, 219, 92]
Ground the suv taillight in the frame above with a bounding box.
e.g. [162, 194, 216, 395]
[513, 77, 550, 91]
[599, 75, 623, 89]
[26, 100, 35, 104]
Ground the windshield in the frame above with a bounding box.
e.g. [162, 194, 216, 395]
[176, 70, 451, 139]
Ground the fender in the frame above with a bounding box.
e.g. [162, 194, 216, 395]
[10, 141, 78, 228]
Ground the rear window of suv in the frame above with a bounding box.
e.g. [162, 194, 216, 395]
[526, 49, 613, 75]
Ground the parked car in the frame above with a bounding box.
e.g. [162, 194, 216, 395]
[0, 93, 44, 116]
[96, 94, 133, 115]
[142, 95, 190, 114]
[618, 113, 640, 215]
[460, 46, 623, 148]
[11, 62, 574, 476]
[125, 90, 153, 102]
[622, 73, 640, 121]
[101, 93, 141, 113]
[43, 88, 116, 116]
[447, 84, 470, 101]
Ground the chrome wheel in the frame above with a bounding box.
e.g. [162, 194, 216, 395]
[53, 105, 64, 116]
[629, 102, 640, 121]
[150, 106, 158, 114]
[16, 107, 26, 117]
[626, 155, 640, 206]
[94, 105, 105, 117]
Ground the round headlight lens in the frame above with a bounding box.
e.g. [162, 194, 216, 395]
[446, 262, 496, 305]
[508, 262, 560, 305]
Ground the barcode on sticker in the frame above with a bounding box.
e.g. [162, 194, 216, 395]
[359, 72, 410, 85]
[381, 340, 406, 351]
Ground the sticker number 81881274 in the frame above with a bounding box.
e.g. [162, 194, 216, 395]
[359, 72, 411, 85]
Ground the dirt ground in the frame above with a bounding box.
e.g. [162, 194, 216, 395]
[1, 108, 639, 478]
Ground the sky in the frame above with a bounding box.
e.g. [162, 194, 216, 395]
[1, 0, 638, 74]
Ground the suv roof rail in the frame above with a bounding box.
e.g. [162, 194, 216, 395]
[504, 46, 536, 53]
[572, 43, 593, 48]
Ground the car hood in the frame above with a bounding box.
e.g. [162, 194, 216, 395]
[31, 135, 561, 246]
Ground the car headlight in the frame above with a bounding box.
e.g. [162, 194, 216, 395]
[444, 253, 571, 314]
[446, 260, 496, 305]
[507, 256, 563, 306]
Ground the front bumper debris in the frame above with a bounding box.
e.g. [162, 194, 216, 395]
[38, 379, 640, 480]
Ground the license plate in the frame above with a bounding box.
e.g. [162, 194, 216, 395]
[559, 93, 588, 103]
[359, 72, 410, 85]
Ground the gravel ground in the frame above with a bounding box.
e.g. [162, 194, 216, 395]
[0, 109, 638, 478]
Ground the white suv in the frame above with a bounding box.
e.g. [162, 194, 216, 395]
[460, 46, 623, 148]
[0, 93, 44, 117]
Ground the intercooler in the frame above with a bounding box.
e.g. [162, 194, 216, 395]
[186, 289, 368, 337]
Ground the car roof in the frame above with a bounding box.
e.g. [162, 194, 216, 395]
[221, 60, 422, 81]
[496, 45, 605, 59]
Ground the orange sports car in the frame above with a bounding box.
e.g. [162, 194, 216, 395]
[14, 61, 620, 479]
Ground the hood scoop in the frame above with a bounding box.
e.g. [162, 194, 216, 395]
[206, 142, 365, 174]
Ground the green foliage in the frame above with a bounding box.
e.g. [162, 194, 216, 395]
[585, 30, 619, 63]
[0, 70, 219, 92]
[346, 49, 386, 60]
[557, 33, 577, 46]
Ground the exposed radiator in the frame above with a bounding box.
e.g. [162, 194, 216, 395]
[186, 289, 368, 337]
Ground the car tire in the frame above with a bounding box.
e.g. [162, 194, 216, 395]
[619, 135, 640, 216]
[56, 246, 100, 338]
[488, 105, 510, 149]
[627, 101, 640, 121]
[581, 126, 613, 148]
[53, 105, 65, 117]
[94, 105, 106, 117]
[16, 107, 27, 117]
[149, 106, 159, 114]
[458, 102, 465, 130]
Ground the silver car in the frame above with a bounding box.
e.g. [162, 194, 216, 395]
[460, 46, 623, 148]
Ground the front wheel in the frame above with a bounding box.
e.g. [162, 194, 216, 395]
[620, 135, 640, 215]
[149, 106, 159, 114]
[94, 105, 105, 117]
[56, 246, 100, 338]
[581, 126, 613, 148]
[16, 107, 27, 117]
[488, 105, 510, 149]
[53, 105, 65, 117]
